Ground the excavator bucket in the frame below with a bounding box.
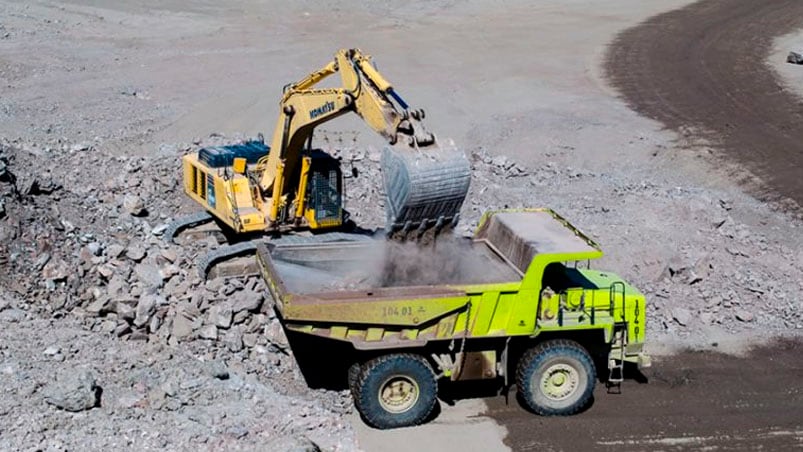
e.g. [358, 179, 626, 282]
[382, 143, 471, 238]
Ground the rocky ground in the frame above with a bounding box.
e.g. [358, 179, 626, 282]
[0, 311, 352, 451]
[4, 132, 799, 351]
[331, 135, 803, 343]
[0, 137, 357, 450]
[1, 0, 802, 450]
[1, 124, 800, 449]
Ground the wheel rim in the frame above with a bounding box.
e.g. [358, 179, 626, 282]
[378, 374, 420, 414]
[538, 363, 580, 401]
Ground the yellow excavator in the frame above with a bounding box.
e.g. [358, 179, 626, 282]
[167, 48, 471, 274]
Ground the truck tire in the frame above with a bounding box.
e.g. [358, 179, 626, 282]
[516, 339, 596, 416]
[353, 354, 437, 429]
[347, 362, 362, 395]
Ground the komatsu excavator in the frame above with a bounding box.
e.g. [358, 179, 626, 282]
[167, 48, 471, 275]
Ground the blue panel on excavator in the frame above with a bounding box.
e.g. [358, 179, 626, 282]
[198, 140, 270, 168]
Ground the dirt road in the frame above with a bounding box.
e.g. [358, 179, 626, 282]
[606, 0, 803, 208]
[485, 3, 803, 448]
[488, 339, 803, 451]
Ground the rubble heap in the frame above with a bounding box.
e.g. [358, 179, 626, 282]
[0, 138, 355, 450]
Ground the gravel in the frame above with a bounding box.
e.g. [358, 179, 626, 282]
[0, 307, 352, 451]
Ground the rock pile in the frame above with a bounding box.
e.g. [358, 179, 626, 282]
[0, 314, 352, 450]
[0, 137, 356, 449]
[2, 165, 306, 408]
[0, 139, 287, 350]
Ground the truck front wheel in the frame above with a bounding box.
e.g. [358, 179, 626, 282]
[516, 339, 596, 416]
[353, 354, 437, 429]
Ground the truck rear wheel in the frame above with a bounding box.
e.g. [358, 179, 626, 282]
[347, 362, 361, 394]
[516, 339, 596, 416]
[352, 354, 437, 429]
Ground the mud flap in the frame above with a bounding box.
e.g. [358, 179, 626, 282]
[381, 144, 470, 238]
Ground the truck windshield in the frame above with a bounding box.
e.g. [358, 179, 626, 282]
[542, 263, 598, 293]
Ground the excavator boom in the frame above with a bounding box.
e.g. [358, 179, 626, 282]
[259, 48, 470, 235]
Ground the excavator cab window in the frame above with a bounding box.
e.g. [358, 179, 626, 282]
[312, 169, 340, 221]
[307, 150, 343, 224]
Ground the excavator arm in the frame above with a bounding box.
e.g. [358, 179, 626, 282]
[258, 48, 470, 235]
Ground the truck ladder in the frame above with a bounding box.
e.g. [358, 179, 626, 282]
[607, 281, 627, 392]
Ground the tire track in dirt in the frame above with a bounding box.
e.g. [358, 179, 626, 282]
[487, 339, 803, 451]
[605, 0, 803, 209]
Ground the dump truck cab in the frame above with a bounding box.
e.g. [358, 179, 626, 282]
[257, 209, 649, 429]
[472, 210, 648, 368]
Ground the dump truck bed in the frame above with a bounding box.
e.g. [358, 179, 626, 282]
[257, 237, 522, 332]
[257, 209, 607, 348]
[260, 209, 600, 298]
[266, 239, 521, 295]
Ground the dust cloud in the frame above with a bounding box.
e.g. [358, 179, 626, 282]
[378, 234, 518, 286]
[273, 233, 519, 294]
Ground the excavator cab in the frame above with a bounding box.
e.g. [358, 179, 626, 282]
[300, 150, 343, 230]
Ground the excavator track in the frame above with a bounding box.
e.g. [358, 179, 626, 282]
[197, 240, 259, 278]
[197, 232, 376, 278]
[163, 211, 214, 244]
[382, 144, 471, 239]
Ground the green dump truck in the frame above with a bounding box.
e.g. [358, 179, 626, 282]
[257, 209, 650, 429]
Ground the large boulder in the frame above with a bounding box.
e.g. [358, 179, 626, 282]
[44, 370, 100, 412]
